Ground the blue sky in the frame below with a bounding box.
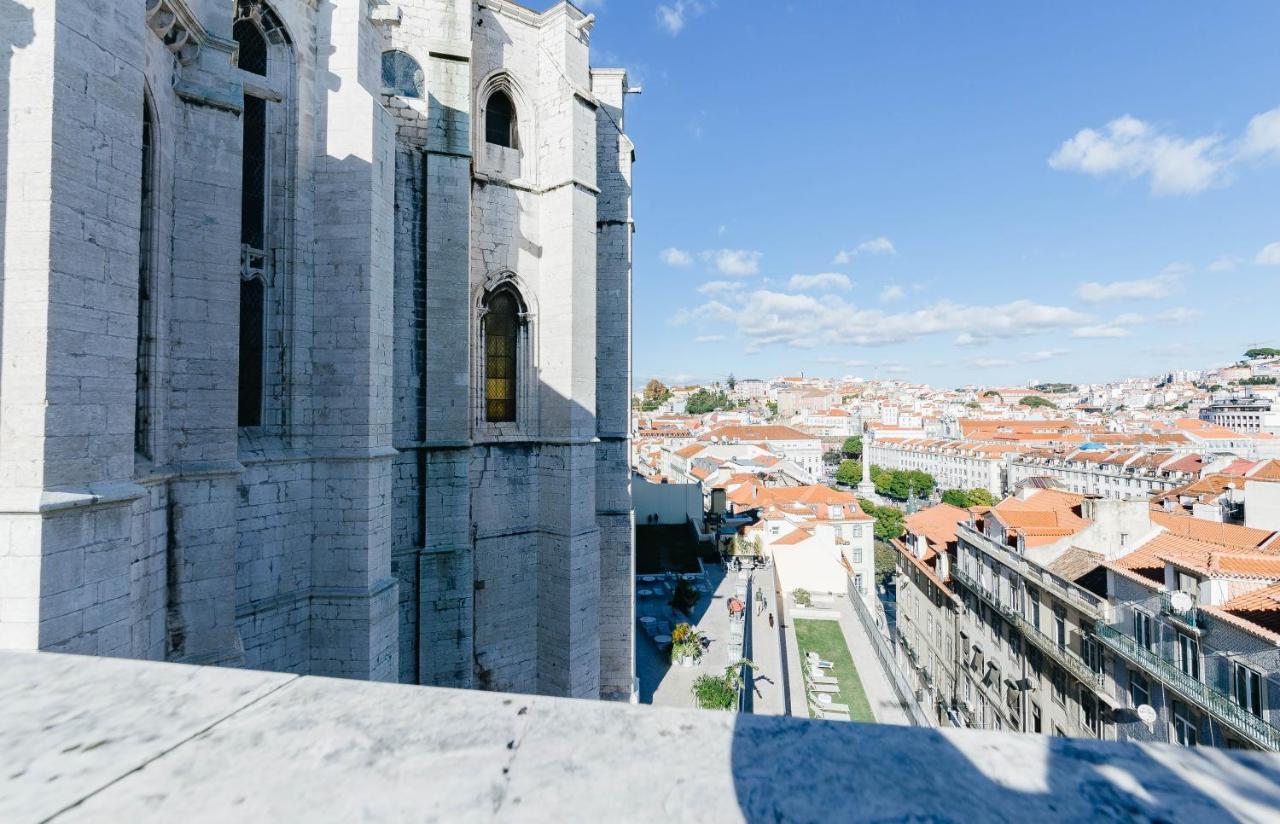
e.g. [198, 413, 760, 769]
[576, 1, 1280, 389]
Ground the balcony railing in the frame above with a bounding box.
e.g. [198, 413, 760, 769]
[1159, 591, 1201, 630]
[1093, 621, 1280, 752]
[957, 524, 1103, 618]
[953, 567, 1106, 691]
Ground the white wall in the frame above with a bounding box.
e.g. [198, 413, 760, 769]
[1245, 480, 1280, 531]
[633, 477, 702, 525]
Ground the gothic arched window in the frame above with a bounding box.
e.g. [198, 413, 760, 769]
[381, 50, 424, 98]
[234, 1, 292, 429]
[135, 94, 156, 457]
[485, 90, 517, 149]
[483, 290, 520, 423]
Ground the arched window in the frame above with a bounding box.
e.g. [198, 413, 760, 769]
[483, 290, 520, 422]
[381, 50, 424, 98]
[485, 90, 517, 149]
[135, 94, 156, 457]
[234, 0, 291, 429]
[234, 17, 268, 76]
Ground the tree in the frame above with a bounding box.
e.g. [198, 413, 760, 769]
[1245, 348, 1280, 359]
[766, 400, 779, 419]
[835, 459, 861, 487]
[685, 388, 731, 415]
[941, 488, 996, 508]
[859, 497, 904, 541]
[1033, 383, 1077, 394]
[726, 373, 738, 390]
[966, 488, 995, 507]
[906, 470, 935, 498]
[841, 435, 863, 458]
[643, 378, 672, 406]
[1020, 395, 1057, 409]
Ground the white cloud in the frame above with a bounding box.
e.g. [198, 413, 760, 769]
[669, 300, 734, 326]
[1072, 324, 1132, 339]
[787, 272, 852, 292]
[967, 357, 1014, 369]
[834, 236, 896, 263]
[1049, 114, 1227, 195]
[1241, 107, 1280, 161]
[1076, 264, 1183, 303]
[1024, 349, 1070, 363]
[879, 284, 906, 302]
[1155, 307, 1200, 323]
[660, 247, 693, 267]
[656, 0, 705, 36]
[1051, 106, 1280, 196]
[1207, 255, 1242, 272]
[701, 248, 761, 276]
[697, 280, 738, 295]
[1257, 242, 1280, 266]
[693, 334, 726, 344]
[705, 291, 1089, 352]
[954, 333, 984, 347]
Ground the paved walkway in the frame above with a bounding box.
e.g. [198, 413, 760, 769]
[638, 564, 785, 715]
[783, 594, 910, 725]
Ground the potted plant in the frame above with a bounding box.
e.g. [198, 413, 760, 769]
[669, 579, 699, 615]
[669, 623, 704, 666]
[692, 659, 759, 710]
[792, 588, 812, 608]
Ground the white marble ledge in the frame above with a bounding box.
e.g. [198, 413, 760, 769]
[3, 651, 1280, 823]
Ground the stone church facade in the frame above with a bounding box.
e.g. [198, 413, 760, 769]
[0, 0, 634, 700]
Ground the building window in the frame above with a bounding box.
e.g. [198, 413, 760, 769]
[135, 95, 156, 458]
[483, 289, 520, 423]
[1172, 700, 1198, 746]
[1133, 610, 1155, 652]
[485, 90, 517, 148]
[1234, 662, 1264, 718]
[1032, 702, 1042, 734]
[1051, 666, 1067, 706]
[1130, 671, 1150, 707]
[381, 50, 424, 98]
[852, 547, 863, 564]
[1054, 607, 1067, 649]
[1176, 632, 1200, 681]
[238, 91, 268, 427]
[234, 2, 291, 430]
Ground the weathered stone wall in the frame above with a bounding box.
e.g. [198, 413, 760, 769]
[1, 0, 633, 700]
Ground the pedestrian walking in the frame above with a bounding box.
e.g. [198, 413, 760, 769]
[768, 613, 774, 629]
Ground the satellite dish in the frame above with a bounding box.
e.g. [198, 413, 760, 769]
[1137, 704, 1157, 726]
[1170, 591, 1194, 612]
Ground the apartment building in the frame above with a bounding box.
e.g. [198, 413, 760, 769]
[1098, 510, 1280, 750]
[732, 485, 876, 602]
[866, 437, 1024, 496]
[1200, 394, 1280, 435]
[892, 505, 969, 725]
[702, 425, 824, 479]
[1007, 450, 1203, 500]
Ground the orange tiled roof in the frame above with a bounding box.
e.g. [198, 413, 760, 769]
[773, 527, 814, 546]
[904, 503, 970, 551]
[1150, 511, 1275, 550]
[674, 443, 704, 459]
[1248, 460, 1280, 482]
[704, 425, 818, 442]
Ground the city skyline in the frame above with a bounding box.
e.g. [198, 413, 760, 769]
[582, 1, 1280, 387]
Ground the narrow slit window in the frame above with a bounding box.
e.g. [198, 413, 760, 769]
[484, 291, 519, 423]
[238, 278, 265, 427]
[234, 19, 268, 76]
[135, 97, 155, 457]
[382, 50, 424, 98]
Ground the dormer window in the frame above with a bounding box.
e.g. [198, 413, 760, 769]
[486, 90, 517, 148]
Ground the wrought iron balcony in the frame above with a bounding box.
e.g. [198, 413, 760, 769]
[1159, 591, 1201, 630]
[957, 524, 1103, 618]
[952, 567, 1106, 691]
[1094, 621, 1280, 752]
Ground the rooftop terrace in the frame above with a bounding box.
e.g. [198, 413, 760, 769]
[4, 651, 1280, 822]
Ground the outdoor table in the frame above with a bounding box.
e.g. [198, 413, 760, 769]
[637, 588, 652, 596]
[639, 616, 656, 624]
[654, 634, 672, 646]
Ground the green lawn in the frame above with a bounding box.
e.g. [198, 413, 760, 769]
[793, 618, 875, 722]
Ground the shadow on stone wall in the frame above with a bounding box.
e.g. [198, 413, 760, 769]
[728, 700, 1280, 820]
